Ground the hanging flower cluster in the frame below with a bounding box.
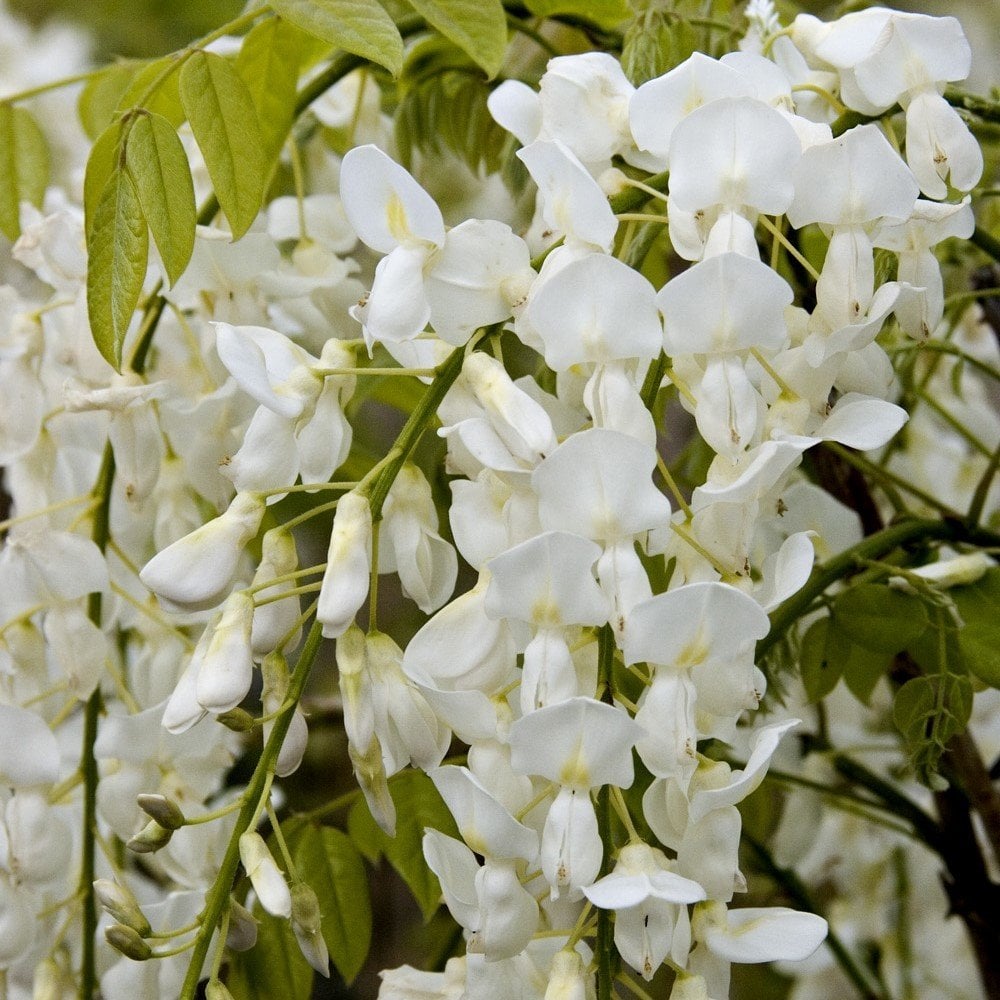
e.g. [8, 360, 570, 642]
[0, 0, 997, 998]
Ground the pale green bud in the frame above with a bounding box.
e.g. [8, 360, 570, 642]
[290, 882, 322, 935]
[206, 980, 236, 1000]
[239, 832, 291, 918]
[93, 879, 152, 936]
[217, 708, 256, 732]
[126, 819, 173, 854]
[136, 792, 185, 831]
[105, 923, 152, 961]
[226, 898, 258, 952]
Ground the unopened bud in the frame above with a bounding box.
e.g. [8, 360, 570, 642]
[290, 882, 322, 935]
[226, 898, 258, 952]
[93, 879, 151, 937]
[317, 491, 372, 639]
[239, 832, 291, 918]
[206, 980, 236, 1000]
[105, 923, 152, 961]
[669, 973, 710, 1000]
[126, 819, 173, 854]
[217, 708, 255, 732]
[136, 793, 185, 831]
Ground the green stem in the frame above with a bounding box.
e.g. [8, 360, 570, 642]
[824, 443, 960, 517]
[507, 14, 561, 56]
[889, 341, 1000, 384]
[967, 439, 1000, 527]
[742, 832, 885, 1000]
[1, 69, 99, 105]
[944, 89, 1000, 126]
[758, 517, 1000, 661]
[79, 443, 114, 1000]
[825, 750, 943, 853]
[365, 343, 470, 519]
[178, 620, 324, 1000]
[971, 227, 1000, 264]
[914, 388, 993, 457]
[595, 625, 617, 1000]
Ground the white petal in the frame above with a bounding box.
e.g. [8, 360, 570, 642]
[659, 253, 792, 355]
[819, 393, 907, 450]
[487, 80, 542, 146]
[705, 906, 827, 963]
[508, 696, 643, 789]
[527, 253, 662, 369]
[431, 766, 538, 862]
[541, 786, 602, 898]
[668, 97, 800, 216]
[361, 246, 432, 345]
[340, 144, 444, 253]
[0, 705, 60, 786]
[518, 140, 617, 252]
[485, 531, 609, 628]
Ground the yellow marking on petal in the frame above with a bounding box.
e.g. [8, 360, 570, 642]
[559, 743, 591, 789]
[385, 192, 411, 245]
[676, 626, 709, 670]
[531, 596, 562, 628]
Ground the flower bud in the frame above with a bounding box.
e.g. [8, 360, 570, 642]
[105, 923, 152, 961]
[217, 708, 256, 732]
[206, 980, 236, 1000]
[670, 974, 710, 1000]
[317, 492, 372, 638]
[337, 624, 375, 751]
[262, 653, 309, 778]
[291, 882, 330, 976]
[544, 949, 589, 1000]
[251, 529, 302, 658]
[140, 492, 265, 611]
[136, 793, 185, 831]
[349, 739, 395, 836]
[197, 591, 255, 714]
[126, 820, 173, 854]
[239, 832, 292, 918]
[94, 879, 152, 937]
[290, 882, 322, 935]
[226, 898, 259, 952]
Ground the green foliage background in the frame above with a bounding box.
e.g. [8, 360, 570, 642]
[9, 0, 244, 58]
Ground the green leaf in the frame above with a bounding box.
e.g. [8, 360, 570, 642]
[394, 53, 510, 176]
[346, 800, 383, 863]
[179, 51, 268, 240]
[236, 17, 304, 164]
[906, 611, 966, 680]
[84, 123, 124, 238]
[621, 9, 675, 86]
[840, 640, 892, 707]
[404, 0, 507, 77]
[0, 105, 50, 241]
[523, 0, 630, 29]
[951, 568, 1000, 687]
[893, 672, 973, 783]
[226, 907, 314, 1000]
[77, 61, 143, 141]
[831, 584, 929, 654]
[347, 769, 458, 921]
[116, 58, 186, 127]
[291, 824, 372, 983]
[799, 618, 844, 703]
[127, 112, 196, 286]
[86, 166, 148, 370]
[269, 0, 405, 77]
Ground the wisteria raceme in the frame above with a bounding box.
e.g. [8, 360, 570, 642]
[0, 0, 998, 998]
